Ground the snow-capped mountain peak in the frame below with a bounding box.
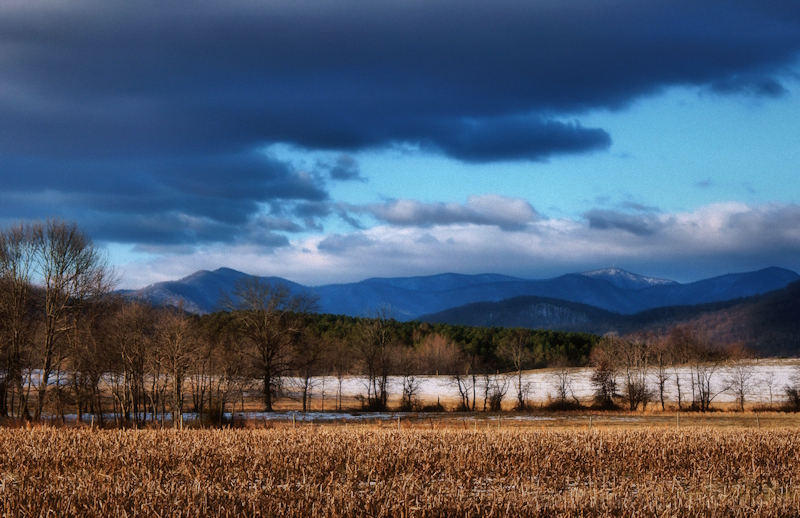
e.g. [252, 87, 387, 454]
[580, 268, 678, 290]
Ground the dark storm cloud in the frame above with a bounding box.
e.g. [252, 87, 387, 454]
[292, 202, 333, 220]
[584, 209, 664, 236]
[317, 233, 376, 254]
[618, 201, 660, 213]
[87, 211, 293, 251]
[0, 152, 328, 245]
[4, 0, 800, 160]
[413, 117, 611, 163]
[323, 156, 367, 182]
[709, 75, 789, 97]
[2, 0, 800, 245]
[250, 215, 306, 234]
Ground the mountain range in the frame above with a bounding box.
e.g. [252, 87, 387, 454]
[128, 266, 799, 321]
[124, 266, 800, 356]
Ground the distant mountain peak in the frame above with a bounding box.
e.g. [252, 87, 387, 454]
[579, 268, 677, 290]
[177, 269, 213, 282]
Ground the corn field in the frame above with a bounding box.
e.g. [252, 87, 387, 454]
[2, 427, 800, 517]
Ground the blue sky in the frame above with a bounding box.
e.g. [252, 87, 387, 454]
[2, 1, 800, 288]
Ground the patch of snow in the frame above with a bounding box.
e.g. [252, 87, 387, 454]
[581, 268, 677, 289]
[295, 360, 800, 407]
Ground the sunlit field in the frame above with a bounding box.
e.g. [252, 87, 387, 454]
[2, 425, 800, 517]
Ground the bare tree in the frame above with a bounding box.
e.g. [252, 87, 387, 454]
[0, 223, 40, 420]
[589, 333, 651, 411]
[155, 306, 197, 429]
[107, 300, 156, 427]
[330, 338, 353, 411]
[497, 329, 533, 410]
[783, 365, 800, 410]
[227, 277, 317, 412]
[66, 296, 113, 425]
[32, 220, 113, 420]
[451, 351, 480, 411]
[667, 326, 697, 410]
[204, 318, 247, 425]
[417, 333, 462, 375]
[291, 327, 328, 412]
[618, 333, 652, 411]
[685, 332, 728, 412]
[418, 333, 469, 410]
[550, 364, 579, 408]
[483, 372, 510, 412]
[145, 339, 169, 427]
[724, 344, 756, 412]
[649, 335, 672, 411]
[589, 342, 617, 409]
[188, 339, 212, 419]
[353, 306, 395, 411]
[761, 371, 778, 409]
[395, 344, 421, 412]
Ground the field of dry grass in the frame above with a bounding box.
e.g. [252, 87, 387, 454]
[2, 425, 800, 517]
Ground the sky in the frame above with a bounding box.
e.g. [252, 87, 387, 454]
[2, 0, 800, 289]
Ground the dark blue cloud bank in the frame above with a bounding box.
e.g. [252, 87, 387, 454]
[1, 0, 800, 248]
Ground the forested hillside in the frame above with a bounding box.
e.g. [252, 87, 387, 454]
[422, 281, 800, 357]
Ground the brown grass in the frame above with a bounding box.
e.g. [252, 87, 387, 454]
[2, 426, 800, 516]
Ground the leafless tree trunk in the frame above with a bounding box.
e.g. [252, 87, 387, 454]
[650, 336, 671, 411]
[550, 365, 579, 407]
[330, 339, 352, 411]
[618, 334, 651, 411]
[108, 300, 155, 427]
[483, 372, 510, 412]
[451, 352, 480, 411]
[685, 333, 728, 412]
[0, 223, 40, 420]
[209, 326, 246, 425]
[353, 306, 394, 411]
[724, 345, 756, 412]
[155, 306, 197, 430]
[33, 220, 113, 420]
[292, 326, 328, 413]
[66, 296, 111, 425]
[226, 277, 317, 412]
[497, 329, 533, 410]
[191, 314, 244, 426]
[667, 326, 697, 411]
[395, 343, 420, 412]
[761, 371, 777, 408]
[589, 353, 617, 409]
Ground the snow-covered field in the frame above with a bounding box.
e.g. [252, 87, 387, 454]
[295, 359, 800, 409]
[23, 359, 800, 424]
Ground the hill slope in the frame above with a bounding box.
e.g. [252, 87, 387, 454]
[421, 280, 800, 356]
[131, 268, 306, 313]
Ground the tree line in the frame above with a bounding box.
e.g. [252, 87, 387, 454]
[588, 327, 781, 413]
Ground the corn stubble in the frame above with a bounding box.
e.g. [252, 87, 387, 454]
[1, 427, 799, 517]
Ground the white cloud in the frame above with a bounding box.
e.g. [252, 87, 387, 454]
[351, 194, 539, 230]
[116, 202, 800, 288]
